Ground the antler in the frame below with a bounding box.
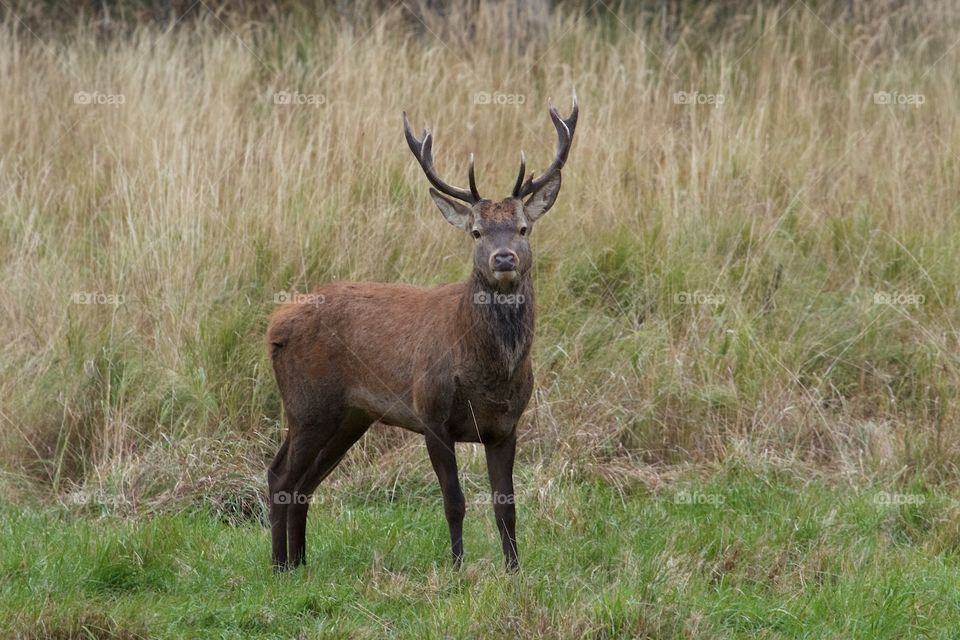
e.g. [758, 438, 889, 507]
[514, 90, 579, 199]
[403, 112, 481, 204]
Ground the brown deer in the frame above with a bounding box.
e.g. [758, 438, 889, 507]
[266, 93, 578, 571]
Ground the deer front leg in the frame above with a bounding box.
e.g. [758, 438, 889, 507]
[425, 428, 465, 568]
[485, 428, 519, 570]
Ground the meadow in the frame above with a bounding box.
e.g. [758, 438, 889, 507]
[2, 1, 960, 637]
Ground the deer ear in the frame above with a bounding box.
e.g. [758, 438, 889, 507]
[523, 172, 562, 222]
[429, 188, 473, 231]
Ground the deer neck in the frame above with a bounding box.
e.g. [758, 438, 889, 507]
[459, 271, 535, 381]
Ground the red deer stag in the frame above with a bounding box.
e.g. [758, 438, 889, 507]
[267, 92, 578, 570]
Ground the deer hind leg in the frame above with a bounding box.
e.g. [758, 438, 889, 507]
[269, 411, 336, 571]
[267, 434, 291, 570]
[286, 411, 372, 569]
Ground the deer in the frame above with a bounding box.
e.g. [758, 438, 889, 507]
[266, 92, 578, 571]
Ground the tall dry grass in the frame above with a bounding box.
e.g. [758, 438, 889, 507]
[1, 1, 959, 511]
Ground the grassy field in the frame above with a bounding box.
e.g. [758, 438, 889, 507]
[2, 0, 960, 636]
[4, 466, 960, 638]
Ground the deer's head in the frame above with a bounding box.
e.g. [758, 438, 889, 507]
[404, 93, 578, 290]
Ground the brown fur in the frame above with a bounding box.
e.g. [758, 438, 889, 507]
[267, 97, 576, 571]
[266, 259, 535, 570]
[476, 199, 520, 223]
[267, 277, 533, 442]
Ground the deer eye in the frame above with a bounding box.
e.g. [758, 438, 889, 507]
[519, 226, 528, 236]
[472, 229, 481, 239]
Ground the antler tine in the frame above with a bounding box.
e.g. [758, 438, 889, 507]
[518, 90, 579, 199]
[403, 111, 480, 204]
[468, 153, 480, 201]
[511, 151, 526, 198]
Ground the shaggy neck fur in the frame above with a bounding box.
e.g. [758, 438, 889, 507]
[460, 271, 535, 381]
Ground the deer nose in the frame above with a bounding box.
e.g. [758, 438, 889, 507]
[491, 251, 518, 272]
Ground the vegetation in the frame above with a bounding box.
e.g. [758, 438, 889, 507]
[4, 467, 960, 638]
[1, 0, 959, 636]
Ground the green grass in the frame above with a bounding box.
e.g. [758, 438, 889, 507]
[3, 467, 959, 639]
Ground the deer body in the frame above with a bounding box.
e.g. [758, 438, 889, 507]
[269, 275, 534, 442]
[267, 94, 577, 571]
